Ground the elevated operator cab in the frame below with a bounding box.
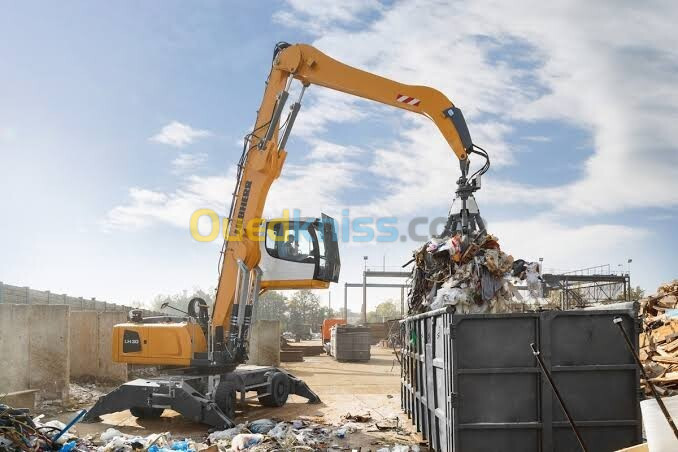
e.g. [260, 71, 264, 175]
[112, 213, 340, 366]
[259, 213, 341, 290]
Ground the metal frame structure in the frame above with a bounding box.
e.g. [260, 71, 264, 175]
[344, 282, 408, 322]
[542, 273, 631, 309]
[342, 270, 411, 323]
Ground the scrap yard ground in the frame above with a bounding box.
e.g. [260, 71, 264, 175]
[56, 344, 420, 449]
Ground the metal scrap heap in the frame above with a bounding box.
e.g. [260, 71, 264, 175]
[407, 230, 542, 315]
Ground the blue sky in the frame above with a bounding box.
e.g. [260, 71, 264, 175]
[1, 1, 677, 311]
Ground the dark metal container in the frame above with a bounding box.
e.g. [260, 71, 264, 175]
[400, 306, 642, 451]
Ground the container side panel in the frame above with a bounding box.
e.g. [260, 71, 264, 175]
[551, 370, 638, 421]
[550, 312, 635, 366]
[553, 426, 639, 452]
[459, 429, 540, 452]
[458, 373, 540, 423]
[456, 316, 538, 369]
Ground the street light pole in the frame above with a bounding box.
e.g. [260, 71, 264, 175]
[362, 256, 368, 325]
[627, 258, 633, 290]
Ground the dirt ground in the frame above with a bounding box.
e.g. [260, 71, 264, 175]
[56, 343, 424, 450]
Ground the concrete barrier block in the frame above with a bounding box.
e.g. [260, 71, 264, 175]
[248, 320, 280, 366]
[69, 311, 99, 379]
[0, 304, 30, 393]
[28, 305, 70, 400]
[96, 312, 128, 382]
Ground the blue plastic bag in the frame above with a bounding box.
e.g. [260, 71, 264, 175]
[59, 442, 77, 452]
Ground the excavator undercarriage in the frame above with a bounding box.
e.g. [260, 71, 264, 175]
[84, 366, 320, 428]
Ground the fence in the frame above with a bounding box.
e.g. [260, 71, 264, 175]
[0, 281, 159, 316]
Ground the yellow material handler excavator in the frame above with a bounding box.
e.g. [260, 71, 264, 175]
[84, 42, 488, 428]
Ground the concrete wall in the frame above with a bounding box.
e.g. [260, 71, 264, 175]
[0, 304, 70, 400]
[248, 320, 280, 366]
[1, 305, 128, 402]
[69, 311, 127, 382]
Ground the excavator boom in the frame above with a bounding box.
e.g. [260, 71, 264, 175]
[275, 43, 473, 160]
[212, 43, 476, 343]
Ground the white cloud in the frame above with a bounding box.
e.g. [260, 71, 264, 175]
[293, 89, 370, 138]
[105, 173, 234, 231]
[273, 0, 383, 35]
[491, 215, 644, 272]
[171, 152, 207, 173]
[104, 137, 362, 232]
[522, 135, 551, 143]
[150, 121, 211, 148]
[276, 0, 678, 215]
[304, 138, 364, 161]
[0, 126, 17, 143]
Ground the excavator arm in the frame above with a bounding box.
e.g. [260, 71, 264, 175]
[212, 42, 478, 348]
[274, 43, 473, 160]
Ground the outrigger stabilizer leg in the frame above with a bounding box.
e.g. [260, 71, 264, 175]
[83, 378, 234, 429]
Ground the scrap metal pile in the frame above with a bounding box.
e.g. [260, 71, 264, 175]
[0, 405, 88, 452]
[407, 230, 545, 315]
[639, 280, 678, 396]
[0, 405, 60, 451]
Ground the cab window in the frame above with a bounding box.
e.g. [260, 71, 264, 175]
[265, 222, 314, 263]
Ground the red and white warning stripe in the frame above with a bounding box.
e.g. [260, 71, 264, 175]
[396, 94, 421, 106]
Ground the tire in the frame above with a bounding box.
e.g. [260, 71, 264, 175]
[130, 406, 164, 419]
[258, 372, 289, 407]
[214, 381, 237, 420]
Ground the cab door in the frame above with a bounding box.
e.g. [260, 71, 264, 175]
[314, 213, 341, 282]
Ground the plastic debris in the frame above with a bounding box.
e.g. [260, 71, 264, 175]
[100, 427, 125, 442]
[247, 418, 276, 434]
[230, 433, 263, 450]
[171, 439, 191, 451]
[291, 419, 304, 429]
[102, 436, 127, 451]
[207, 424, 247, 442]
[59, 441, 77, 452]
[1, 404, 417, 451]
[267, 422, 290, 440]
[336, 422, 361, 433]
[376, 447, 413, 452]
[293, 426, 330, 448]
[392, 445, 410, 452]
